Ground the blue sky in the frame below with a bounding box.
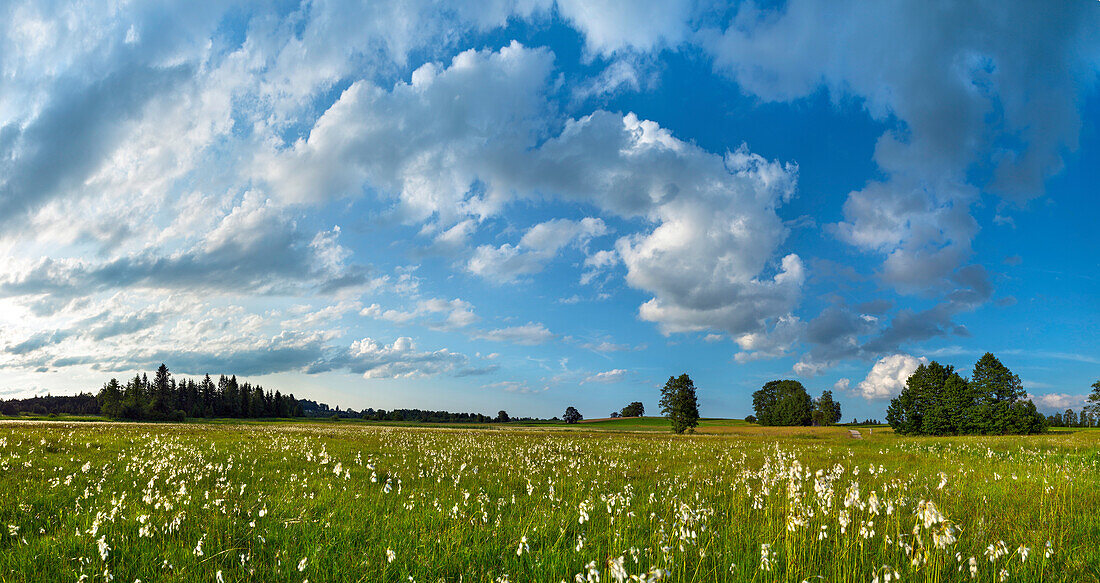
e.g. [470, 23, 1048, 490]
[0, 0, 1097, 420]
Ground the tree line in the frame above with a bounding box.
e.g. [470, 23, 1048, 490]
[96, 364, 302, 420]
[1048, 379, 1100, 427]
[747, 380, 843, 426]
[356, 408, 539, 423]
[886, 353, 1046, 435]
[0, 393, 100, 417]
[1046, 409, 1099, 428]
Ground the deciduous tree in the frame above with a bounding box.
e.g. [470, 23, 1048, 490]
[620, 401, 644, 418]
[752, 380, 812, 426]
[659, 374, 699, 434]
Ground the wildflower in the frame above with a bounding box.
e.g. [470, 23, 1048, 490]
[985, 541, 1008, 562]
[298, 557, 308, 572]
[216, 571, 224, 583]
[193, 537, 204, 557]
[516, 536, 529, 556]
[759, 543, 775, 572]
[917, 500, 945, 528]
[386, 549, 396, 563]
[97, 535, 110, 562]
[608, 556, 627, 583]
[871, 566, 899, 583]
[969, 556, 978, 578]
[1017, 545, 1030, 562]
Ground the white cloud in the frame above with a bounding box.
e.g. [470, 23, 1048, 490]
[584, 369, 627, 383]
[703, 0, 1100, 295]
[468, 217, 608, 282]
[1027, 393, 1087, 411]
[856, 354, 928, 400]
[486, 380, 547, 394]
[263, 43, 803, 341]
[580, 249, 618, 285]
[555, 0, 693, 55]
[573, 57, 651, 102]
[734, 314, 803, 362]
[580, 340, 629, 353]
[361, 297, 478, 330]
[792, 359, 830, 378]
[336, 336, 470, 379]
[281, 300, 363, 330]
[833, 378, 851, 392]
[474, 323, 554, 345]
[254, 41, 557, 222]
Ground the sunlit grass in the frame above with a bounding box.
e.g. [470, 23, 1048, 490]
[1, 420, 1097, 582]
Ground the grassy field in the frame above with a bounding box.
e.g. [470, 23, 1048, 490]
[1, 419, 1097, 582]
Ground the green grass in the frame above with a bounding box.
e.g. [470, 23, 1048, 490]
[1, 420, 1097, 582]
[571, 417, 750, 432]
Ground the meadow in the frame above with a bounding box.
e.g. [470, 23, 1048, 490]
[1, 419, 1098, 582]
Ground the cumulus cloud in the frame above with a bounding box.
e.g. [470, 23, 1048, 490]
[855, 354, 928, 400]
[1027, 393, 1087, 411]
[254, 41, 557, 221]
[474, 323, 555, 346]
[5, 1, 1091, 388]
[791, 264, 993, 375]
[468, 217, 609, 282]
[322, 336, 470, 379]
[361, 298, 478, 330]
[268, 43, 804, 341]
[734, 314, 803, 362]
[703, 0, 1100, 297]
[555, 0, 693, 55]
[583, 369, 627, 384]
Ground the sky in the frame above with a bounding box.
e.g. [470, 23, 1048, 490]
[0, 0, 1098, 420]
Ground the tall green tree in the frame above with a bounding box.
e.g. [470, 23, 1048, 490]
[620, 401, 645, 418]
[886, 362, 959, 435]
[752, 380, 812, 426]
[888, 354, 1044, 435]
[811, 390, 842, 426]
[1086, 380, 1100, 417]
[971, 353, 1043, 434]
[97, 378, 123, 418]
[563, 406, 582, 424]
[150, 364, 173, 418]
[659, 374, 700, 434]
